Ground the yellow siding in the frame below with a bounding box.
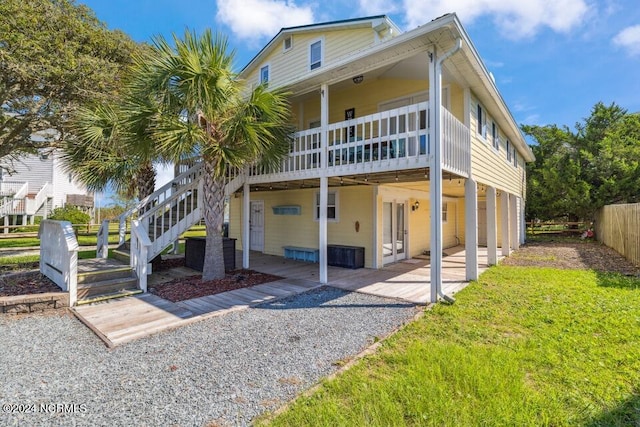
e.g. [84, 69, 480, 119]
[469, 93, 526, 197]
[246, 28, 375, 90]
[292, 79, 466, 130]
[229, 186, 376, 268]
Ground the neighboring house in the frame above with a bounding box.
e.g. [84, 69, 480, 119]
[223, 13, 534, 300]
[0, 150, 93, 230]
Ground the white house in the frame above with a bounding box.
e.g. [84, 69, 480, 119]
[0, 150, 92, 230]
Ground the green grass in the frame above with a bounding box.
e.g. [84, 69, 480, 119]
[260, 267, 640, 427]
[0, 250, 98, 267]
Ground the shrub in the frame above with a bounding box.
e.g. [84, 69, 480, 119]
[48, 206, 91, 225]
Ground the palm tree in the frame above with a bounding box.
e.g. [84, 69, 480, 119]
[64, 103, 158, 202]
[124, 30, 292, 280]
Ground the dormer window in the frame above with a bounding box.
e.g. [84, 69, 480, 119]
[283, 35, 292, 52]
[260, 64, 269, 85]
[310, 39, 322, 70]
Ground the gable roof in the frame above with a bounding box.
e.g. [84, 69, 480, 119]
[240, 15, 400, 75]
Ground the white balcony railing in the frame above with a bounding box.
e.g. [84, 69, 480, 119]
[248, 102, 470, 180]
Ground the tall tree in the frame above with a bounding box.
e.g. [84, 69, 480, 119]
[0, 0, 139, 165]
[523, 102, 640, 222]
[124, 30, 292, 280]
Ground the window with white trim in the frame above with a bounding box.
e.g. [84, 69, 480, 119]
[260, 64, 269, 85]
[314, 191, 338, 221]
[506, 140, 512, 162]
[491, 121, 499, 150]
[513, 148, 518, 168]
[310, 39, 322, 70]
[477, 103, 487, 139]
[442, 202, 448, 223]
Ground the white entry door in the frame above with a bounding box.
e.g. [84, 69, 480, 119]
[383, 200, 407, 265]
[249, 200, 264, 252]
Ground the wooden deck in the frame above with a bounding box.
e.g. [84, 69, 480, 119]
[72, 278, 320, 348]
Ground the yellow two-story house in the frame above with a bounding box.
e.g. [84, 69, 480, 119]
[227, 13, 534, 303]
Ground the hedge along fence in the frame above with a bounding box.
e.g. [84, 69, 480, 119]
[595, 203, 640, 267]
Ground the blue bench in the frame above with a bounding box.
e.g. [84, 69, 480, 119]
[283, 246, 319, 263]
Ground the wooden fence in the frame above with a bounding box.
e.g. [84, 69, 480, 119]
[595, 203, 640, 267]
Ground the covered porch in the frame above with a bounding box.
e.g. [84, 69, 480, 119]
[242, 246, 503, 304]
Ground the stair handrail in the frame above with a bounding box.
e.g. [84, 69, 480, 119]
[12, 181, 28, 200]
[117, 162, 203, 246]
[25, 182, 51, 215]
[130, 219, 152, 292]
[39, 220, 79, 306]
[137, 178, 200, 224]
[96, 219, 110, 258]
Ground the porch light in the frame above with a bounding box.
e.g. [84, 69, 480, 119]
[412, 200, 420, 211]
[352, 75, 364, 84]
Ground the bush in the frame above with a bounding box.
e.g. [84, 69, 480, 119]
[48, 206, 91, 225]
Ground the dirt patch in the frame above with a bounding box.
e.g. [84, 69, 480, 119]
[502, 239, 640, 276]
[0, 261, 39, 274]
[0, 272, 61, 297]
[149, 269, 283, 302]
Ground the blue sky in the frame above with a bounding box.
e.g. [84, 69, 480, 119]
[79, 0, 639, 202]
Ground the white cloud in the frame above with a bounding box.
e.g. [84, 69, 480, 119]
[613, 25, 640, 56]
[401, 0, 590, 39]
[357, 0, 399, 16]
[216, 0, 314, 43]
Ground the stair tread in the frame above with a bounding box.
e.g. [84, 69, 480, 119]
[78, 276, 137, 289]
[77, 289, 143, 304]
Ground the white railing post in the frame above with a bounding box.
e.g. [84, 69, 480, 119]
[96, 219, 110, 258]
[130, 219, 152, 292]
[38, 220, 79, 306]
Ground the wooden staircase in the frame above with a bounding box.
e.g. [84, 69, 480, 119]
[75, 259, 141, 305]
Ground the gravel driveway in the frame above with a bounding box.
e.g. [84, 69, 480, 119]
[0, 286, 420, 426]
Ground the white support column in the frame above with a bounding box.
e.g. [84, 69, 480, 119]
[520, 198, 526, 244]
[319, 176, 328, 284]
[242, 182, 250, 269]
[510, 195, 519, 250]
[501, 192, 511, 256]
[465, 178, 478, 280]
[320, 83, 329, 169]
[428, 47, 443, 303]
[3, 216, 8, 234]
[486, 186, 498, 265]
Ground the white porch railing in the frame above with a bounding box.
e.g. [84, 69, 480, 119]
[0, 181, 27, 197]
[442, 108, 471, 176]
[39, 220, 79, 306]
[130, 219, 152, 292]
[248, 102, 470, 180]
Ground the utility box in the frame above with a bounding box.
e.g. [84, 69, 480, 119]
[327, 244, 364, 269]
[185, 237, 236, 272]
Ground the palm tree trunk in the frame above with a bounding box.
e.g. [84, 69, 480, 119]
[202, 157, 226, 281]
[136, 161, 156, 200]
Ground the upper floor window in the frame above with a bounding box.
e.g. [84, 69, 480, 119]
[283, 35, 292, 52]
[513, 149, 518, 168]
[260, 64, 269, 85]
[506, 140, 512, 162]
[491, 121, 499, 150]
[477, 103, 486, 139]
[310, 39, 322, 70]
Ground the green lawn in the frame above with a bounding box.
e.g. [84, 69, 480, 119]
[260, 266, 640, 426]
[0, 250, 98, 267]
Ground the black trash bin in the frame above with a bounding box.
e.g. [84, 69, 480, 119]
[185, 237, 237, 272]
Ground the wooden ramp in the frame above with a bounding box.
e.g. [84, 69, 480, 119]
[72, 279, 320, 348]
